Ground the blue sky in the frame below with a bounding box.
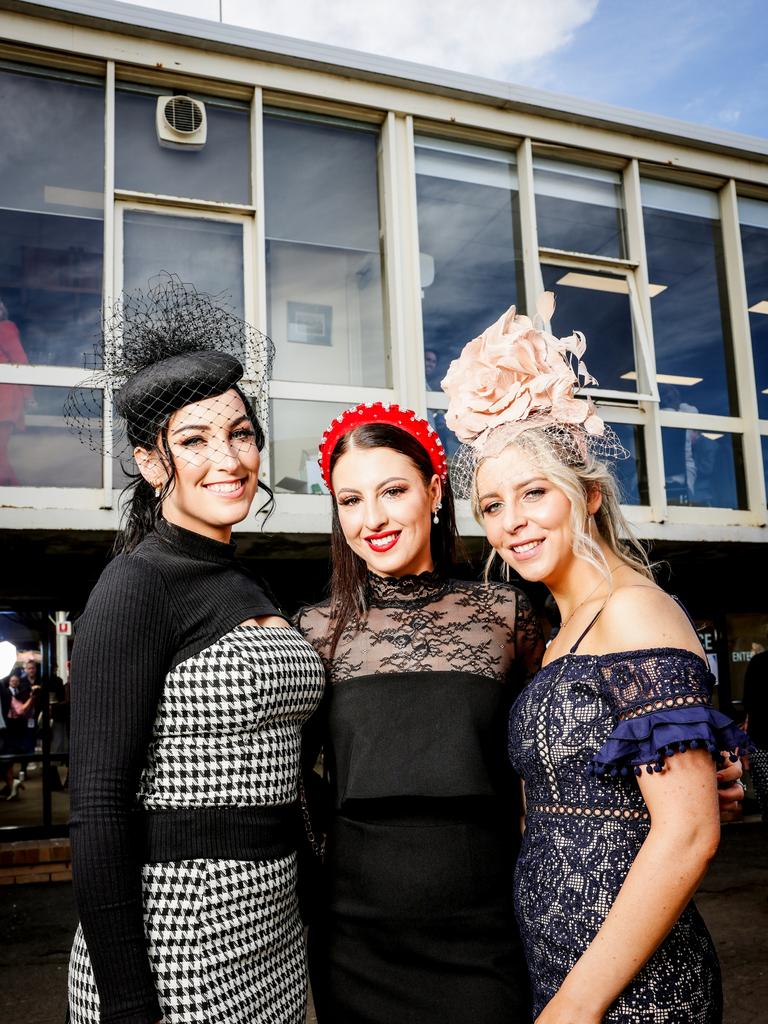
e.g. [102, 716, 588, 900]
[119, 0, 768, 137]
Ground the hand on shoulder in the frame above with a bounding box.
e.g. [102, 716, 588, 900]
[591, 582, 703, 659]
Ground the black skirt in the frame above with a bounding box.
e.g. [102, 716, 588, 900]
[307, 805, 531, 1024]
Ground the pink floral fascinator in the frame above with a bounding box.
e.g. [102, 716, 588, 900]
[441, 293, 628, 496]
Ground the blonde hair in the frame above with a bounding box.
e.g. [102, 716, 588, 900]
[471, 426, 653, 583]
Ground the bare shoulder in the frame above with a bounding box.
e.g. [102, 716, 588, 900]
[591, 583, 703, 657]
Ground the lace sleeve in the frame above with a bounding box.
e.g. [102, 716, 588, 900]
[591, 649, 752, 777]
[294, 603, 333, 667]
[514, 589, 545, 684]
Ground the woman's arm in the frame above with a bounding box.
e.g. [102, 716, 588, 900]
[536, 749, 720, 1022]
[70, 554, 176, 1024]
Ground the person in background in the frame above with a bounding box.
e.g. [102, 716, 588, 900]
[0, 297, 31, 486]
[743, 647, 768, 819]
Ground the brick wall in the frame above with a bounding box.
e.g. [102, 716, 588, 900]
[0, 838, 72, 885]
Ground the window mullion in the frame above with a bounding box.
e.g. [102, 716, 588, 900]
[517, 138, 543, 312]
[101, 59, 116, 507]
[623, 158, 666, 521]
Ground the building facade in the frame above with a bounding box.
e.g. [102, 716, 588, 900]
[0, 0, 766, 835]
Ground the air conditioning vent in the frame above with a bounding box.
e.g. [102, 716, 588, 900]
[156, 95, 207, 150]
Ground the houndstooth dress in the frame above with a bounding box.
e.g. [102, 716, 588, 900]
[69, 624, 325, 1024]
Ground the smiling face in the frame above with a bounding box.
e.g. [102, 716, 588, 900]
[332, 444, 440, 578]
[135, 388, 261, 542]
[475, 443, 580, 586]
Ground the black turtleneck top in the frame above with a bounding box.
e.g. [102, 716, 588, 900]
[297, 571, 544, 811]
[69, 520, 284, 1024]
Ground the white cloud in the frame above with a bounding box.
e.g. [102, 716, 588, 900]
[118, 0, 600, 81]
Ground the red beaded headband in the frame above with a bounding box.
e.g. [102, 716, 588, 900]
[318, 402, 449, 493]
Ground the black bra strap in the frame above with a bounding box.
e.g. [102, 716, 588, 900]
[569, 603, 607, 654]
[568, 584, 661, 655]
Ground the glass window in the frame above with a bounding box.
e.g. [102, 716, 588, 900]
[0, 68, 104, 367]
[122, 210, 245, 316]
[270, 398, 348, 494]
[738, 197, 768, 419]
[541, 265, 638, 393]
[264, 114, 387, 388]
[661, 427, 746, 508]
[0, 385, 101, 487]
[534, 158, 626, 258]
[642, 179, 737, 416]
[415, 137, 523, 390]
[607, 422, 647, 505]
[115, 87, 250, 204]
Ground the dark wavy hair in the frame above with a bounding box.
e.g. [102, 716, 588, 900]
[115, 385, 273, 554]
[327, 422, 459, 657]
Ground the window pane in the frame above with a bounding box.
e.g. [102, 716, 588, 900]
[122, 211, 245, 316]
[541, 265, 637, 393]
[270, 398, 348, 494]
[662, 427, 746, 508]
[534, 158, 626, 258]
[738, 197, 768, 419]
[642, 180, 737, 416]
[607, 422, 647, 505]
[0, 385, 101, 487]
[264, 115, 388, 387]
[416, 137, 524, 389]
[0, 69, 104, 367]
[116, 88, 250, 204]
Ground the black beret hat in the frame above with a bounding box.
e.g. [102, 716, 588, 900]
[116, 349, 244, 427]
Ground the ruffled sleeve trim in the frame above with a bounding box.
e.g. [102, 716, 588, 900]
[589, 705, 753, 778]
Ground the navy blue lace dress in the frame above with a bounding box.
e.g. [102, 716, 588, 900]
[509, 640, 751, 1023]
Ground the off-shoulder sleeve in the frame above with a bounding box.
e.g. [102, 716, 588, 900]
[69, 553, 178, 1024]
[590, 649, 752, 778]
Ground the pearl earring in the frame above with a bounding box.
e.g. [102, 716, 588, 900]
[433, 501, 442, 525]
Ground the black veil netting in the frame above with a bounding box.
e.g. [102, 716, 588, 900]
[64, 272, 274, 462]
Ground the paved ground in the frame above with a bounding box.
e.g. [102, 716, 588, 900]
[2, 820, 766, 1024]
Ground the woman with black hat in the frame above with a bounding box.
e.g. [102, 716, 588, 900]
[65, 276, 325, 1024]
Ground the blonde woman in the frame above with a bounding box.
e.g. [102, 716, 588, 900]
[442, 295, 751, 1024]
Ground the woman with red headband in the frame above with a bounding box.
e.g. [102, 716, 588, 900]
[296, 402, 544, 1023]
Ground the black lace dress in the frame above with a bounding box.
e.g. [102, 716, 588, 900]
[509, 627, 751, 1023]
[297, 571, 544, 1024]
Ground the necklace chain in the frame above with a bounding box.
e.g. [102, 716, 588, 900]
[558, 564, 624, 632]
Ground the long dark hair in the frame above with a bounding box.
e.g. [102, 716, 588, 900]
[115, 385, 273, 554]
[327, 422, 459, 657]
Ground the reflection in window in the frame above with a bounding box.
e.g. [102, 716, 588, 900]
[662, 427, 746, 509]
[542, 266, 637, 393]
[116, 87, 250, 204]
[534, 158, 626, 258]
[607, 422, 647, 505]
[122, 211, 245, 318]
[264, 114, 387, 388]
[0, 385, 101, 487]
[416, 137, 523, 390]
[738, 197, 768, 419]
[0, 68, 104, 367]
[270, 398, 347, 494]
[0, 610, 71, 829]
[642, 180, 737, 416]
